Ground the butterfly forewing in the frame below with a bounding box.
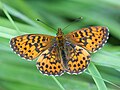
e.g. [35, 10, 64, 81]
[65, 26, 109, 52]
[10, 34, 54, 60]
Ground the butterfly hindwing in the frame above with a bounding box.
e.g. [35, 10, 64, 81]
[10, 34, 54, 60]
[64, 42, 90, 74]
[65, 26, 109, 53]
[36, 45, 64, 76]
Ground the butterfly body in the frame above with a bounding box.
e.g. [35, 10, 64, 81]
[10, 26, 109, 76]
[52, 28, 69, 71]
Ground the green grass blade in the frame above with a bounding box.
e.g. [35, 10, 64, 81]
[3, 4, 39, 27]
[85, 71, 120, 89]
[92, 50, 120, 71]
[1, 1, 21, 35]
[88, 62, 107, 90]
[52, 76, 65, 90]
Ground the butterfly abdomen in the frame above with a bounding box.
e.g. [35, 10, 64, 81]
[61, 49, 67, 68]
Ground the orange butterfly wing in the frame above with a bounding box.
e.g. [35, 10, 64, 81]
[64, 42, 90, 74]
[65, 26, 109, 53]
[36, 45, 65, 76]
[10, 34, 54, 60]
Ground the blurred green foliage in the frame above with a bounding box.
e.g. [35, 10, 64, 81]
[0, 0, 120, 90]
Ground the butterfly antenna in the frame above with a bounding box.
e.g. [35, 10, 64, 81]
[62, 17, 83, 31]
[36, 19, 56, 31]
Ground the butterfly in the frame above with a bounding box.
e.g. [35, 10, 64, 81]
[10, 26, 109, 76]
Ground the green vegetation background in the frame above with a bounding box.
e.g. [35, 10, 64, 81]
[0, 0, 120, 90]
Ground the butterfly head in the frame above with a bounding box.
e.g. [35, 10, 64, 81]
[56, 28, 64, 36]
[56, 28, 64, 47]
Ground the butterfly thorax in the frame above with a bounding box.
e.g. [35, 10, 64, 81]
[56, 28, 65, 48]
